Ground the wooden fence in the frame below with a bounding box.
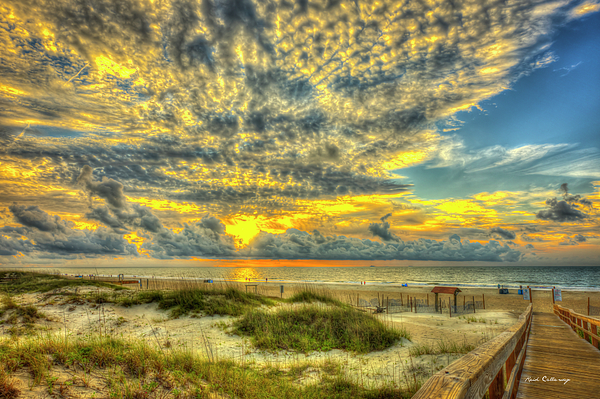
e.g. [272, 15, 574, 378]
[412, 303, 533, 399]
[554, 304, 600, 349]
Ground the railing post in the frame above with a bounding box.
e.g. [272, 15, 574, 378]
[488, 367, 504, 399]
[412, 304, 532, 399]
[506, 348, 516, 381]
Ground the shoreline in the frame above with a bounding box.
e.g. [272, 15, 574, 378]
[4, 265, 600, 291]
[48, 273, 600, 316]
[50, 272, 600, 292]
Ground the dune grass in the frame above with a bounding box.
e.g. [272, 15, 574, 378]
[286, 288, 347, 307]
[234, 304, 409, 353]
[0, 295, 47, 336]
[0, 271, 122, 294]
[0, 277, 428, 397]
[409, 339, 477, 357]
[105, 287, 275, 318]
[0, 334, 413, 399]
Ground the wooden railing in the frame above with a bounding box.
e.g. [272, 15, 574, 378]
[554, 304, 600, 349]
[412, 304, 533, 399]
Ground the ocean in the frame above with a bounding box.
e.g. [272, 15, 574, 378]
[14, 265, 600, 291]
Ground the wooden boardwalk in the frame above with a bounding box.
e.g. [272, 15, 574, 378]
[517, 311, 600, 398]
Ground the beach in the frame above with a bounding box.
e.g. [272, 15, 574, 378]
[3, 273, 600, 397]
[86, 274, 598, 315]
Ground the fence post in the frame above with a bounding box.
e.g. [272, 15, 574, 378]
[482, 294, 485, 309]
[463, 296, 465, 311]
[427, 294, 429, 306]
[473, 296, 476, 313]
[400, 293, 403, 306]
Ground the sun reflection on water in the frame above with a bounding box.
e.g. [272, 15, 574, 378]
[227, 267, 264, 282]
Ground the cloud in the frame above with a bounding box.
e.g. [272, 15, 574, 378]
[554, 61, 582, 77]
[537, 198, 587, 222]
[561, 233, 588, 246]
[0, 0, 595, 264]
[78, 166, 164, 233]
[490, 227, 516, 240]
[0, 0, 585, 185]
[9, 203, 71, 234]
[142, 216, 236, 259]
[0, 204, 138, 257]
[368, 213, 400, 242]
[536, 183, 592, 222]
[78, 165, 128, 209]
[429, 141, 600, 180]
[241, 230, 522, 262]
[570, 2, 600, 18]
[0, 201, 525, 262]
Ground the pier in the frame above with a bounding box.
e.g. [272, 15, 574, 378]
[413, 304, 600, 399]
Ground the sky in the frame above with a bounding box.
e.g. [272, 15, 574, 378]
[0, 0, 599, 268]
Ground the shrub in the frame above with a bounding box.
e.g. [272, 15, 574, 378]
[234, 304, 409, 353]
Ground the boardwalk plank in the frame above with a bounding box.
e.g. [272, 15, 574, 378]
[516, 311, 600, 399]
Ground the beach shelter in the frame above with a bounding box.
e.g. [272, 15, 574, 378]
[431, 287, 461, 311]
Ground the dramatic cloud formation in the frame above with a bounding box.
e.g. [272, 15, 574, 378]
[0, 0, 598, 265]
[0, 201, 524, 262]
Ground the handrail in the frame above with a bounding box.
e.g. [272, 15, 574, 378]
[412, 304, 533, 399]
[554, 304, 600, 349]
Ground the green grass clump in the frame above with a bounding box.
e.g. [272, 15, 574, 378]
[111, 287, 275, 318]
[0, 334, 413, 399]
[234, 304, 409, 353]
[287, 289, 346, 307]
[0, 367, 20, 399]
[159, 287, 275, 318]
[0, 272, 121, 294]
[409, 339, 476, 357]
[0, 295, 46, 335]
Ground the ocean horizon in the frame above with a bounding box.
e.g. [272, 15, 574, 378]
[7, 265, 600, 291]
